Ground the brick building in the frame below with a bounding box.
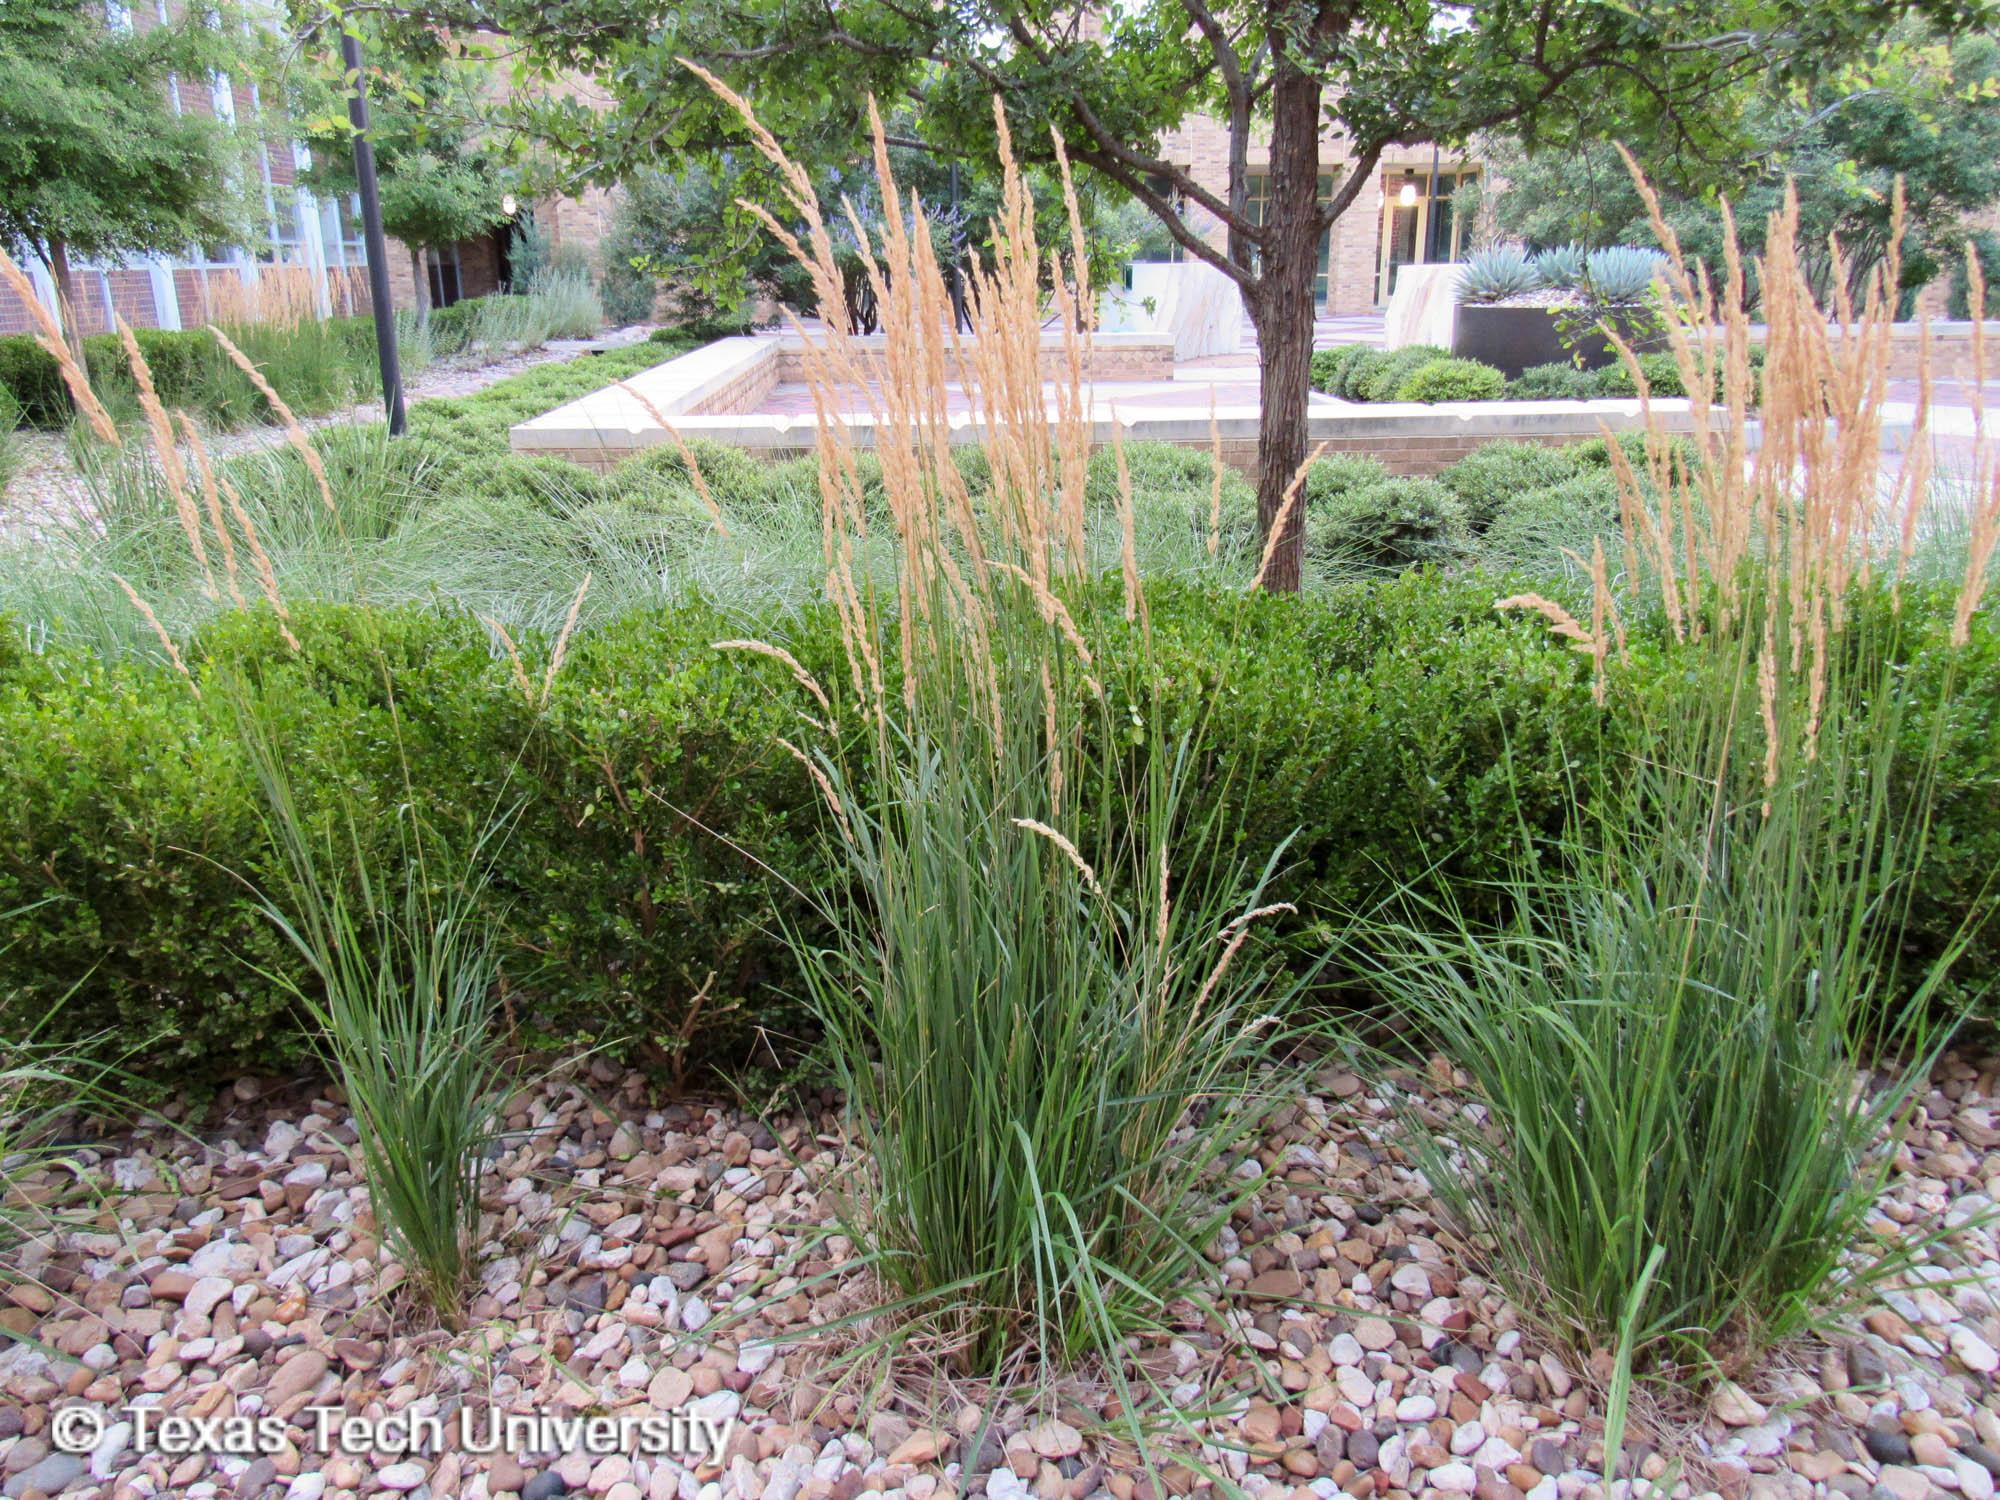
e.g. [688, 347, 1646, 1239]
[0, 1, 607, 339]
[1158, 113, 1485, 316]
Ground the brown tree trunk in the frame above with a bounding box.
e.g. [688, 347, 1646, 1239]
[410, 247, 431, 314]
[1248, 61, 1324, 593]
[45, 237, 87, 362]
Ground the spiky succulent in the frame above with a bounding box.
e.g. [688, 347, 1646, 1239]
[1530, 243, 1586, 290]
[1584, 246, 1668, 304]
[1457, 245, 1540, 304]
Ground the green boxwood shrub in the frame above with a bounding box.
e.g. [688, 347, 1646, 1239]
[1438, 441, 1587, 530]
[3, 574, 1995, 1084]
[1506, 362, 1599, 400]
[0, 335, 69, 426]
[1395, 357, 1507, 403]
[1355, 344, 1451, 403]
[0, 573, 1628, 1082]
[1310, 344, 1371, 395]
[2, 321, 384, 429]
[1302, 454, 1391, 509]
[1306, 476, 1468, 568]
[1481, 472, 1625, 569]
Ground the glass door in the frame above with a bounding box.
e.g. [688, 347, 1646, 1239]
[1376, 166, 1479, 304]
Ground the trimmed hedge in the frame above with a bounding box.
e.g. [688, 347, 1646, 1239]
[1311, 344, 1509, 404]
[1396, 357, 1507, 403]
[0, 320, 384, 429]
[5, 575, 1997, 1086]
[0, 572, 1635, 1082]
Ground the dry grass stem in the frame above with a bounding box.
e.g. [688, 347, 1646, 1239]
[1011, 819, 1102, 896]
[206, 325, 337, 516]
[179, 414, 247, 609]
[110, 574, 198, 696]
[612, 381, 730, 535]
[216, 470, 299, 651]
[482, 615, 537, 705]
[117, 318, 216, 601]
[1606, 154, 1987, 759]
[713, 639, 834, 714]
[1954, 250, 2000, 646]
[0, 246, 122, 445]
[777, 738, 854, 843]
[1253, 444, 1326, 590]
[542, 574, 592, 704]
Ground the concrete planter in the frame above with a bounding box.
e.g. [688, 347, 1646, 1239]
[1453, 304, 1661, 380]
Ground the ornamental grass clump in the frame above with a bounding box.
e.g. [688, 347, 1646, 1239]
[695, 69, 1313, 1379]
[1357, 170, 1998, 1380]
[1, 273, 534, 1329]
[241, 728, 514, 1329]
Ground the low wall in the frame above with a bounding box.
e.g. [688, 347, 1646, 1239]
[511, 333, 1712, 475]
[516, 381, 1696, 476]
[769, 331, 1173, 385]
[511, 333, 1179, 462]
[1735, 320, 2000, 382]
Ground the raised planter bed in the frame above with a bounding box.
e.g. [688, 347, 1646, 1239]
[1454, 304, 1664, 380]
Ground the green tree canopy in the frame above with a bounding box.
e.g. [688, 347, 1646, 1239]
[0, 0, 254, 348]
[1490, 28, 2000, 309]
[347, 0, 1999, 586]
[297, 30, 510, 310]
[600, 130, 1146, 335]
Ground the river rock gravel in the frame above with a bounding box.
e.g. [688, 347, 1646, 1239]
[2, 1049, 1996, 1500]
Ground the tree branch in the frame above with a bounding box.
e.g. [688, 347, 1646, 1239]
[1063, 141, 1258, 291]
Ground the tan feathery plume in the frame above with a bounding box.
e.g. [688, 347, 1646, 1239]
[206, 325, 336, 516]
[216, 470, 298, 651]
[117, 319, 215, 601]
[0, 246, 121, 446]
[1253, 444, 1326, 591]
[613, 380, 729, 535]
[482, 614, 536, 705]
[1191, 902, 1297, 1019]
[111, 574, 198, 697]
[713, 638, 834, 714]
[178, 413, 245, 609]
[1109, 412, 1141, 623]
[1012, 818, 1101, 896]
[1495, 593, 1597, 653]
[542, 573, 592, 705]
[779, 737, 854, 843]
[988, 560, 1100, 693]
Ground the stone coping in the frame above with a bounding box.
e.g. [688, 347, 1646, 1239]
[509, 335, 1713, 474]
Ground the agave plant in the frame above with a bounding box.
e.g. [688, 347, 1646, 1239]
[1457, 245, 1540, 304]
[1584, 246, 1668, 305]
[1530, 243, 1586, 290]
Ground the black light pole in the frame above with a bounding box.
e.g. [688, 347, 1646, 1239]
[340, 25, 406, 435]
[947, 159, 968, 333]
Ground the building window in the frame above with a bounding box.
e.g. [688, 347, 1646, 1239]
[1245, 173, 1335, 306]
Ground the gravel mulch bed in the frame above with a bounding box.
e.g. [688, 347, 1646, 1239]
[3, 1052, 1997, 1500]
[0, 327, 656, 540]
